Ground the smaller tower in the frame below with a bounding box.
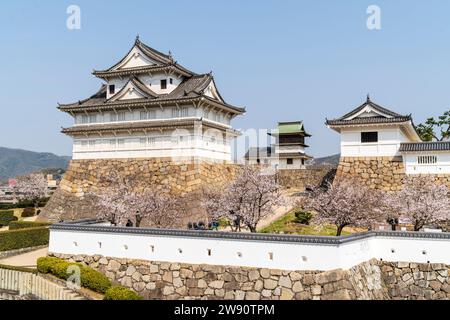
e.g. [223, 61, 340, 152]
[269, 121, 312, 169]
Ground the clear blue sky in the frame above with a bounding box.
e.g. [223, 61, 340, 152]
[1, 0, 450, 157]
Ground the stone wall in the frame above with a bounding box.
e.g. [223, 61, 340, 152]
[336, 156, 405, 191]
[41, 158, 238, 226]
[52, 253, 450, 300]
[278, 165, 336, 191]
[336, 156, 450, 190]
[381, 261, 450, 300]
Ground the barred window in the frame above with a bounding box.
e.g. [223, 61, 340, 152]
[180, 107, 188, 117]
[109, 139, 116, 147]
[89, 115, 97, 123]
[148, 137, 156, 145]
[172, 108, 180, 118]
[361, 132, 378, 143]
[117, 139, 125, 147]
[418, 155, 437, 164]
[140, 111, 148, 120]
[140, 138, 147, 146]
[117, 112, 126, 121]
[148, 110, 156, 119]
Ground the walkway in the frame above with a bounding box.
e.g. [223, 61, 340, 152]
[0, 247, 48, 268]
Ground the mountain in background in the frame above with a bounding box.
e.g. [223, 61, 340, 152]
[0, 147, 70, 181]
[308, 153, 340, 166]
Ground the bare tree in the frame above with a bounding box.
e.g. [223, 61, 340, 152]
[306, 179, 383, 236]
[384, 176, 450, 231]
[204, 166, 283, 233]
[15, 173, 48, 209]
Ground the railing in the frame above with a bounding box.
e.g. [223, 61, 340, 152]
[0, 267, 84, 300]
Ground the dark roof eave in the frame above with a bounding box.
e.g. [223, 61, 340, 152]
[93, 64, 196, 79]
[399, 142, 450, 152]
[58, 97, 245, 115]
[326, 117, 412, 126]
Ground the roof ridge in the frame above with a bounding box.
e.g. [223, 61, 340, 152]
[337, 98, 406, 121]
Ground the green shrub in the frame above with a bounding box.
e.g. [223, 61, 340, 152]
[294, 211, 313, 225]
[0, 198, 49, 210]
[0, 211, 17, 227]
[104, 286, 143, 300]
[8, 221, 52, 230]
[37, 257, 112, 294]
[21, 207, 36, 218]
[0, 227, 49, 252]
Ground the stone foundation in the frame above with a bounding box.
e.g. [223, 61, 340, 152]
[336, 156, 450, 190]
[278, 165, 336, 190]
[381, 261, 450, 300]
[336, 157, 405, 191]
[51, 253, 449, 300]
[41, 158, 238, 226]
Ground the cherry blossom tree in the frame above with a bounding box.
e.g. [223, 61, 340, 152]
[89, 173, 180, 228]
[204, 166, 283, 233]
[131, 189, 180, 228]
[384, 176, 450, 231]
[305, 179, 384, 236]
[15, 173, 48, 208]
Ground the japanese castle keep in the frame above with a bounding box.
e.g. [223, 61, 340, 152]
[41, 37, 245, 224]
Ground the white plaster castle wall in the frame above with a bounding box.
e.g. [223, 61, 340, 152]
[74, 107, 231, 127]
[48, 228, 450, 271]
[72, 131, 232, 161]
[340, 127, 410, 157]
[403, 153, 450, 174]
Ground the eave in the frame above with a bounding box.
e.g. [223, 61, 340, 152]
[93, 64, 196, 80]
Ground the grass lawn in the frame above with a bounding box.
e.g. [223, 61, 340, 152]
[258, 209, 365, 236]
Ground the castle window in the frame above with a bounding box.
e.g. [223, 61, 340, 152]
[287, 158, 294, 165]
[361, 131, 378, 143]
[148, 110, 156, 119]
[81, 115, 89, 124]
[148, 137, 156, 145]
[140, 111, 148, 120]
[170, 78, 173, 85]
[160, 79, 167, 89]
[140, 138, 147, 146]
[172, 108, 180, 118]
[117, 112, 126, 121]
[180, 107, 189, 117]
[418, 155, 437, 164]
[89, 114, 97, 123]
[109, 85, 115, 95]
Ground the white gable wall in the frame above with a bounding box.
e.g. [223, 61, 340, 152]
[106, 74, 183, 99]
[340, 126, 412, 157]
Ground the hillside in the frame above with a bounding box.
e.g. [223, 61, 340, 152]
[0, 147, 70, 181]
[308, 153, 340, 166]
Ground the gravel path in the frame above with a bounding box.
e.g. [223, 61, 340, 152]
[0, 247, 48, 268]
